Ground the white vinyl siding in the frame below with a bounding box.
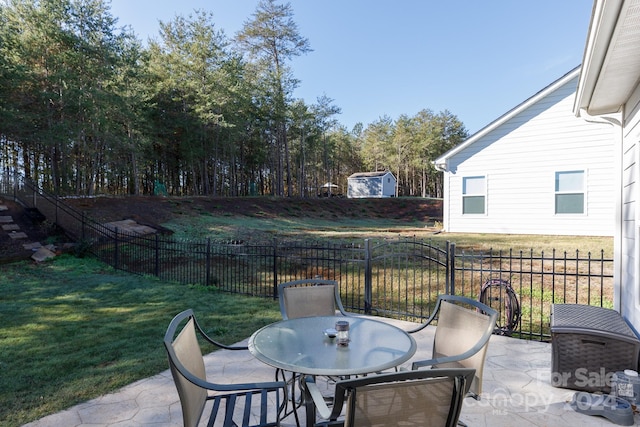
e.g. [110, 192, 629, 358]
[462, 176, 486, 214]
[619, 102, 640, 332]
[438, 71, 614, 236]
[555, 170, 585, 214]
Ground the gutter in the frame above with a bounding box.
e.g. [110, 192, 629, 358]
[433, 160, 447, 173]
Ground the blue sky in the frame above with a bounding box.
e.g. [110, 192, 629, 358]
[108, 0, 593, 135]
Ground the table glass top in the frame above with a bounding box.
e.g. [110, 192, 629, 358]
[248, 316, 417, 376]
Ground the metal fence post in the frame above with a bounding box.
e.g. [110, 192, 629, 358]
[114, 227, 119, 270]
[448, 241, 456, 295]
[81, 212, 85, 241]
[272, 238, 278, 300]
[364, 238, 372, 314]
[154, 234, 160, 277]
[206, 238, 211, 287]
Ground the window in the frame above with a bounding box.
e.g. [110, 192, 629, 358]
[462, 176, 485, 214]
[555, 170, 584, 214]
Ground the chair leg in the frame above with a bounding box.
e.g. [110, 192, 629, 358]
[275, 368, 302, 427]
[457, 393, 478, 426]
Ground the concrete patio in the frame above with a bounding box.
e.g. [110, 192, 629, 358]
[23, 318, 639, 427]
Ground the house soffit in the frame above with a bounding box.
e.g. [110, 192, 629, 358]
[587, 0, 640, 115]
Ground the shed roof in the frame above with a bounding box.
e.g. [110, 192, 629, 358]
[348, 171, 393, 179]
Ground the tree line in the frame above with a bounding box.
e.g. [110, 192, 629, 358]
[0, 0, 468, 198]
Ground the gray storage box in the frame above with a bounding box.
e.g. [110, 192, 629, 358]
[551, 304, 640, 392]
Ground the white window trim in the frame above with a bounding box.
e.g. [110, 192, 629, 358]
[553, 169, 587, 216]
[462, 174, 487, 215]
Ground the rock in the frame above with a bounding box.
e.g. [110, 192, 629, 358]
[23, 242, 42, 250]
[31, 246, 56, 262]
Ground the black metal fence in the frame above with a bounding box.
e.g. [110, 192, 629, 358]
[452, 248, 613, 340]
[3, 174, 613, 341]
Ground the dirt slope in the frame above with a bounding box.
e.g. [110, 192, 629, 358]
[62, 196, 442, 227]
[0, 196, 442, 261]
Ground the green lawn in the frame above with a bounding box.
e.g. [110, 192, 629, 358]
[0, 255, 281, 427]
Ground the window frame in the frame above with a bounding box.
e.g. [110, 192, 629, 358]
[462, 175, 486, 215]
[554, 169, 586, 215]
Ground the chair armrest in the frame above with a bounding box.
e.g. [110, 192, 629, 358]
[193, 316, 250, 351]
[194, 376, 286, 391]
[212, 380, 287, 393]
[406, 315, 437, 334]
[304, 376, 333, 420]
[411, 342, 485, 370]
[411, 355, 465, 370]
[406, 304, 440, 334]
[169, 349, 286, 393]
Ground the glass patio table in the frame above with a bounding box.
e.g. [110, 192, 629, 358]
[248, 315, 417, 426]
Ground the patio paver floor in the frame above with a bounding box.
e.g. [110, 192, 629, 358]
[22, 318, 639, 427]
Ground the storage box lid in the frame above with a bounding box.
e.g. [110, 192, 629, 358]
[551, 304, 640, 342]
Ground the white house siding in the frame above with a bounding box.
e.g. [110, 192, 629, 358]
[620, 93, 640, 332]
[444, 75, 614, 236]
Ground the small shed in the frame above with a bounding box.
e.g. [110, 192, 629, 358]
[347, 171, 396, 198]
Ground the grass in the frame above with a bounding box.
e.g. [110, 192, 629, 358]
[437, 233, 612, 257]
[163, 214, 431, 243]
[163, 214, 613, 256]
[0, 255, 281, 427]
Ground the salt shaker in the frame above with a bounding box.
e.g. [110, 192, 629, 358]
[335, 320, 350, 346]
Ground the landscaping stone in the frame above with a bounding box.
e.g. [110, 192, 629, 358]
[0, 199, 62, 261]
[23, 242, 42, 250]
[103, 219, 157, 236]
[8, 231, 28, 239]
[31, 246, 56, 262]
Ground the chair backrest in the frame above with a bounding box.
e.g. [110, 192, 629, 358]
[278, 279, 347, 319]
[432, 296, 497, 397]
[336, 368, 475, 427]
[164, 310, 208, 427]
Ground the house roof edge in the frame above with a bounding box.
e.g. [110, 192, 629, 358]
[433, 66, 581, 171]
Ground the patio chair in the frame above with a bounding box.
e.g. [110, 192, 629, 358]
[276, 278, 355, 410]
[408, 294, 498, 400]
[303, 368, 476, 427]
[277, 278, 352, 320]
[164, 309, 286, 427]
